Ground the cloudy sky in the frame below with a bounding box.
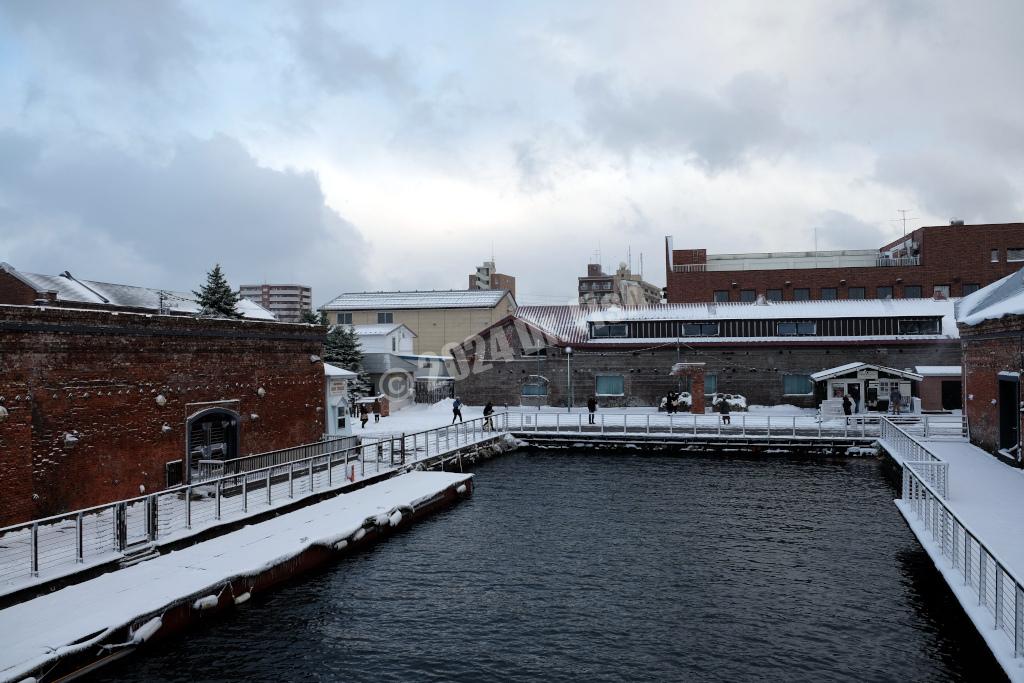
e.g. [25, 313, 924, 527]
[1, 1, 1022, 306]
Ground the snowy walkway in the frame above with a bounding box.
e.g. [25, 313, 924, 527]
[0, 471, 472, 683]
[883, 422, 1024, 681]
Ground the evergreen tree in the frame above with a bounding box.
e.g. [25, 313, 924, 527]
[194, 264, 242, 318]
[324, 325, 373, 396]
[299, 309, 323, 324]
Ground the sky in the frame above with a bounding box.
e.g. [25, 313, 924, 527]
[1, 1, 1022, 307]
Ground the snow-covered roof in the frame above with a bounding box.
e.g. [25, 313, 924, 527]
[915, 365, 962, 377]
[517, 298, 958, 345]
[1, 263, 276, 320]
[955, 268, 1024, 326]
[810, 362, 923, 382]
[322, 289, 514, 311]
[324, 362, 358, 378]
[350, 323, 416, 337]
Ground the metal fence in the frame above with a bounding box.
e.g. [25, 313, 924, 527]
[901, 460, 1024, 658]
[0, 415, 504, 593]
[505, 411, 966, 441]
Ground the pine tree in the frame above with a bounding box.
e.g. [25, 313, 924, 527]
[324, 325, 373, 396]
[194, 264, 242, 318]
[299, 309, 323, 324]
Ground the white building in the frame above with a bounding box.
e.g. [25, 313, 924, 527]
[324, 362, 357, 437]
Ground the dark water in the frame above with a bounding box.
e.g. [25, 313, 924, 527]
[94, 452, 1004, 682]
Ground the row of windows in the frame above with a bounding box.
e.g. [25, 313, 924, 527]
[519, 373, 814, 397]
[713, 283, 979, 303]
[580, 281, 614, 291]
[589, 317, 942, 338]
[334, 312, 395, 325]
[993, 248, 1024, 263]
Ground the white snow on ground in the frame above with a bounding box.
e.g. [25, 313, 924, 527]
[0, 471, 471, 683]
[747, 404, 819, 415]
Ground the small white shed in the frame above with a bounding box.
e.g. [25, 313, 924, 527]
[324, 362, 358, 437]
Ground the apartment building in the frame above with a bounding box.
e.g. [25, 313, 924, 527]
[239, 283, 313, 322]
[468, 260, 516, 299]
[579, 262, 662, 306]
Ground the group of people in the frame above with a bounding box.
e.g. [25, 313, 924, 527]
[351, 397, 383, 429]
[841, 387, 903, 416]
[452, 396, 497, 430]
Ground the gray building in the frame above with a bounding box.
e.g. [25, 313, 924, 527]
[239, 283, 313, 323]
[450, 298, 961, 409]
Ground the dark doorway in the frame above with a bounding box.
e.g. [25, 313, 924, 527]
[998, 378, 1019, 450]
[846, 383, 862, 413]
[186, 408, 239, 481]
[941, 380, 963, 411]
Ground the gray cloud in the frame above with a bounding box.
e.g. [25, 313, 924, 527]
[812, 210, 891, 250]
[575, 71, 799, 171]
[0, 132, 367, 305]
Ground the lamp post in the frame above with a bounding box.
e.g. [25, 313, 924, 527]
[565, 346, 573, 412]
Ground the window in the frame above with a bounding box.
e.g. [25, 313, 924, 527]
[793, 288, 810, 301]
[602, 282, 612, 291]
[898, 318, 941, 334]
[336, 407, 347, 430]
[391, 337, 397, 352]
[595, 375, 625, 396]
[336, 312, 353, 325]
[962, 283, 980, 296]
[766, 289, 783, 302]
[714, 290, 730, 302]
[377, 312, 394, 324]
[683, 322, 720, 336]
[933, 284, 950, 298]
[992, 249, 1000, 263]
[591, 323, 628, 338]
[777, 321, 816, 336]
[740, 289, 756, 303]
[847, 287, 865, 299]
[820, 287, 837, 300]
[521, 381, 548, 396]
[704, 374, 717, 395]
[1009, 249, 1024, 262]
[903, 285, 922, 298]
[783, 374, 814, 395]
[877, 286, 893, 299]
[579, 282, 590, 291]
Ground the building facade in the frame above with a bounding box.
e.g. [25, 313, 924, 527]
[450, 300, 961, 409]
[579, 263, 662, 306]
[320, 289, 517, 355]
[239, 283, 313, 322]
[468, 260, 516, 300]
[956, 270, 1024, 463]
[0, 305, 325, 527]
[665, 222, 1024, 304]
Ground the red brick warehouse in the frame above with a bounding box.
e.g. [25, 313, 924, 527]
[665, 222, 1024, 303]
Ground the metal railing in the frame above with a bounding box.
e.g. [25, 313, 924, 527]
[876, 256, 921, 267]
[901, 461, 1024, 658]
[671, 263, 707, 273]
[191, 435, 357, 483]
[0, 415, 505, 592]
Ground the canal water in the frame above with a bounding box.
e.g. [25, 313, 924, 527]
[94, 451, 1004, 682]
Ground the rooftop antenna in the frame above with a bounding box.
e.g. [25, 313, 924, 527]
[892, 209, 918, 241]
[640, 252, 644, 277]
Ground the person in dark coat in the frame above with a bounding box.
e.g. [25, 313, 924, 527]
[842, 395, 853, 416]
[719, 397, 731, 424]
[372, 397, 381, 423]
[889, 387, 902, 415]
[587, 396, 597, 424]
[483, 401, 495, 430]
[359, 402, 369, 429]
[451, 396, 464, 424]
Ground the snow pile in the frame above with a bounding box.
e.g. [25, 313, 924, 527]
[711, 393, 747, 411]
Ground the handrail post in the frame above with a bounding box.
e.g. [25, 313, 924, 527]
[1015, 584, 1023, 656]
[30, 522, 39, 577]
[288, 463, 295, 497]
[116, 502, 127, 551]
[767, 416, 771, 441]
[601, 413, 605, 434]
[741, 414, 746, 436]
[309, 457, 314, 490]
[646, 414, 650, 434]
[996, 566, 1004, 630]
[242, 478, 248, 513]
[693, 414, 697, 436]
[266, 468, 272, 505]
[185, 487, 192, 529]
[215, 480, 222, 520]
[76, 512, 84, 563]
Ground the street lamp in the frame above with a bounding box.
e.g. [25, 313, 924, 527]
[565, 346, 573, 412]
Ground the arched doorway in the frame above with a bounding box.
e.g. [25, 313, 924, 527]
[186, 408, 240, 482]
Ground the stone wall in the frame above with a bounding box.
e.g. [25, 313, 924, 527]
[0, 305, 325, 526]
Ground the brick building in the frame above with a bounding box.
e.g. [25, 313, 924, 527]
[956, 269, 1024, 463]
[450, 299, 961, 410]
[665, 222, 1024, 303]
[468, 260, 516, 300]
[0, 305, 325, 527]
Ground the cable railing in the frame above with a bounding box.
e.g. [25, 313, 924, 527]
[191, 434, 357, 483]
[901, 459, 1024, 659]
[0, 415, 505, 593]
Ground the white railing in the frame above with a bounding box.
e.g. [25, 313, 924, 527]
[0, 415, 506, 593]
[876, 256, 921, 267]
[671, 263, 707, 273]
[506, 411, 895, 439]
[901, 462, 1024, 659]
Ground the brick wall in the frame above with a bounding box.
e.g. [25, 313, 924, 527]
[450, 319, 961, 409]
[0, 270, 48, 305]
[667, 223, 1024, 302]
[0, 306, 325, 526]
[960, 315, 1024, 456]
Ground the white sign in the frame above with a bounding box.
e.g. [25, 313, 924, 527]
[328, 378, 348, 396]
[857, 370, 878, 379]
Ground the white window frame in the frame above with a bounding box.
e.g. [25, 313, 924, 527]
[378, 311, 394, 324]
[1008, 248, 1024, 263]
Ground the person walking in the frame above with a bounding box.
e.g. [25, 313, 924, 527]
[451, 396, 464, 424]
[842, 394, 853, 416]
[359, 402, 369, 429]
[719, 397, 731, 425]
[483, 401, 495, 431]
[372, 397, 381, 423]
[587, 396, 597, 424]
